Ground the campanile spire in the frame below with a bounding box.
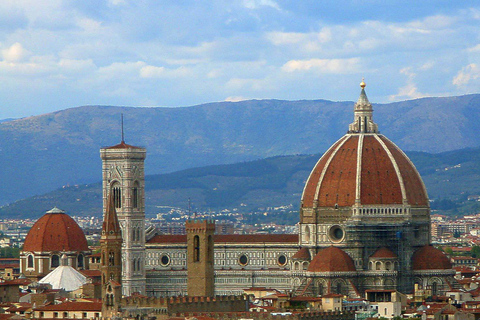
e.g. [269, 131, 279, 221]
[348, 79, 378, 133]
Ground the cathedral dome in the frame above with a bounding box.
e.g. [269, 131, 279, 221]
[412, 245, 452, 270]
[301, 82, 428, 210]
[307, 246, 356, 272]
[23, 207, 89, 252]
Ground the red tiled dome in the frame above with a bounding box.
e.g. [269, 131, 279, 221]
[23, 207, 89, 252]
[370, 247, 398, 259]
[301, 134, 428, 208]
[307, 246, 356, 272]
[292, 247, 311, 261]
[412, 245, 452, 270]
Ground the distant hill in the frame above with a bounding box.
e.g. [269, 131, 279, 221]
[2, 147, 479, 220]
[1, 94, 480, 205]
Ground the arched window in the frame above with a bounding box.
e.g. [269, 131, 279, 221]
[385, 261, 391, 271]
[102, 253, 106, 266]
[336, 282, 342, 294]
[133, 182, 140, 208]
[376, 261, 381, 270]
[111, 183, 122, 208]
[432, 282, 438, 296]
[108, 252, 115, 266]
[51, 255, 60, 268]
[302, 262, 308, 270]
[194, 235, 200, 262]
[303, 226, 310, 243]
[27, 255, 34, 268]
[77, 254, 84, 269]
[137, 258, 141, 272]
[318, 283, 324, 296]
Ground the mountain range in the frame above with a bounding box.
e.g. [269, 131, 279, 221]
[1, 94, 480, 207]
[1, 146, 480, 220]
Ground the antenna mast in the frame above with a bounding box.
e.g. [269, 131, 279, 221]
[121, 113, 125, 142]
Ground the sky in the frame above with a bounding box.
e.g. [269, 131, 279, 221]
[1, 0, 480, 119]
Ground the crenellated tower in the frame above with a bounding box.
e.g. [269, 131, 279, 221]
[186, 220, 215, 297]
[100, 140, 146, 296]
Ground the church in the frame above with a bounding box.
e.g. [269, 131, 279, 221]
[20, 81, 456, 299]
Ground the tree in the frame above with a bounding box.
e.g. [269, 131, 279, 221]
[471, 246, 480, 258]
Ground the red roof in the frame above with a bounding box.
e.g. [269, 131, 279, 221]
[301, 134, 428, 208]
[23, 209, 89, 252]
[34, 301, 101, 312]
[80, 270, 101, 278]
[292, 247, 311, 260]
[370, 247, 397, 259]
[105, 141, 141, 149]
[308, 246, 356, 272]
[412, 245, 452, 270]
[147, 234, 298, 244]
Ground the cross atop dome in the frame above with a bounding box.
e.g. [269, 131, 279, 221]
[348, 79, 378, 134]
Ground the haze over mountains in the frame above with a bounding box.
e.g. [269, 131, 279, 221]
[1, 94, 480, 207]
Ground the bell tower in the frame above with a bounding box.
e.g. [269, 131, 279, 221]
[100, 140, 146, 296]
[100, 193, 122, 319]
[186, 220, 215, 297]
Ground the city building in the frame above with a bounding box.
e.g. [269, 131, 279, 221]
[98, 81, 456, 297]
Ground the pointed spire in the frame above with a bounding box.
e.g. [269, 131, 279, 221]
[348, 79, 378, 134]
[102, 191, 122, 236]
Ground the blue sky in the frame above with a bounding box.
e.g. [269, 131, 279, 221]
[1, 1, 480, 118]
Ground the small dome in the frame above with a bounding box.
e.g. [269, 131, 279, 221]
[292, 247, 311, 261]
[23, 208, 89, 252]
[308, 246, 356, 272]
[412, 245, 452, 270]
[39, 265, 87, 291]
[370, 247, 398, 259]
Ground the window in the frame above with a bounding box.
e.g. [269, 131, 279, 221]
[51, 255, 60, 268]
[77, 254, 84, 269]
[277, 254, 287, 266]
[63, 312, 68, 318]
[27, 255, 34, 268]
[112, 184, 122, 208]
[108, 252, 115, 266]
[238, 254, 248, 266]
[160, 254, 170, 266]
[133, 182, 140, 208]
[194, 235, 200, 262]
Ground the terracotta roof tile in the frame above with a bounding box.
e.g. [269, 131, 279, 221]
[301, 134, 429, 208]
[412, 245, 452, 270]
[104, 141, 141, 149]
[34, 301, 101, 312]
[308, 246, 356, 272]
[23, 209, 89, 252]
[370, 247, 398, 259]
[292, 247, 311, 260]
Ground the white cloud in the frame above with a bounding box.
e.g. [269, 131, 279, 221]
[242, 0, 280, 10]
[282, 58, 361, 74]
[224, 96, 249, 102]
[1, 42, 30, 62]
[452, 64, 480, 86]
[140, 65, 165, 78]
[389, 67, 428, 101]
